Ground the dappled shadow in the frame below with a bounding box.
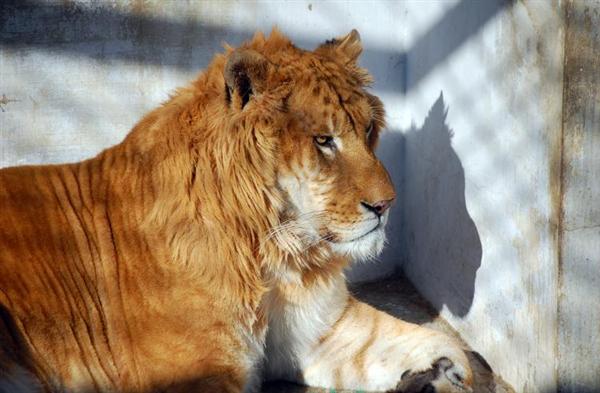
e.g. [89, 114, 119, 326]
[405, 0, 513, 92]
[400, 93, 482, 317]
[0, 0, 510, 95]
[0, 0, 401, 93]
[0, 0, 246, 70]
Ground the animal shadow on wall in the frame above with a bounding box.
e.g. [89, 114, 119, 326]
[376, 93, 483, 318]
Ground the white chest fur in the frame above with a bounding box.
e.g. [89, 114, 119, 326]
[263, 275, 349, 383]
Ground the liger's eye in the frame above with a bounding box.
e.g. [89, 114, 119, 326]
[314, 135, 334, 148]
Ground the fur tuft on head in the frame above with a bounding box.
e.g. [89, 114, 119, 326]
[317, 29, 363, 64]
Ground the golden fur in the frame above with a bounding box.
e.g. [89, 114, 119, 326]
[0, 30, 472, 393]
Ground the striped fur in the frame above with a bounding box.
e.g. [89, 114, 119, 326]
[0, 29, 471, 392]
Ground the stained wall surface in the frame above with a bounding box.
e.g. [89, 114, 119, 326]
[1, 1, 599, 392]
[558, 1, 600, 391]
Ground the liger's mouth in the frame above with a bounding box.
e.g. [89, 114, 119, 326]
[331, 223, 382, 244]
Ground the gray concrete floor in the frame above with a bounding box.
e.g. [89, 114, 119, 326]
[261, 275, 515, 393]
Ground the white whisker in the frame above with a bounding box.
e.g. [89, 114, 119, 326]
[263, 210, 329, 255]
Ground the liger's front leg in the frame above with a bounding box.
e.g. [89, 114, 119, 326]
[301, 297, 472, 392]
[265, 278, 472, 393]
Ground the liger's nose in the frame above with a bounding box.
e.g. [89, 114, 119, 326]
[361, 198, 395, 217]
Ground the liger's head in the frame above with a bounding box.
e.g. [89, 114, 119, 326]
[222, 29, 395, 261]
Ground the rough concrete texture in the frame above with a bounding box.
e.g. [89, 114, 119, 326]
[558, 1, 600, 391]
[261, 275, 515, 393]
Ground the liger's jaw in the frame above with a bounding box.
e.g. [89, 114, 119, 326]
[326, 210, 389, 261]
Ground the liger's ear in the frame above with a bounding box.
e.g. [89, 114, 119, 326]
[316, 29, 363, 64]
[224, 49, 269, 110]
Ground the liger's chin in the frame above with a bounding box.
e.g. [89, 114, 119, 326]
[329, 227, 386, 261]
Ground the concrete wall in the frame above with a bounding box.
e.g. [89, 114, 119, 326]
[399, 1, 564, 392]
[398, 1, 599, 392]
[1, 1, 599, 392]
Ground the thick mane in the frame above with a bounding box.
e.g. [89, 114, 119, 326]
[101, 30, 312, 313]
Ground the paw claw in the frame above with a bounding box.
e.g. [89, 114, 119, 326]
[391, 356, 472, 393]
[438, 358, 472, 392]
[390, 366, 438, 393]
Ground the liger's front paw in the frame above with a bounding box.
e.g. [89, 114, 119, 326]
[388, 357, 472, 393]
